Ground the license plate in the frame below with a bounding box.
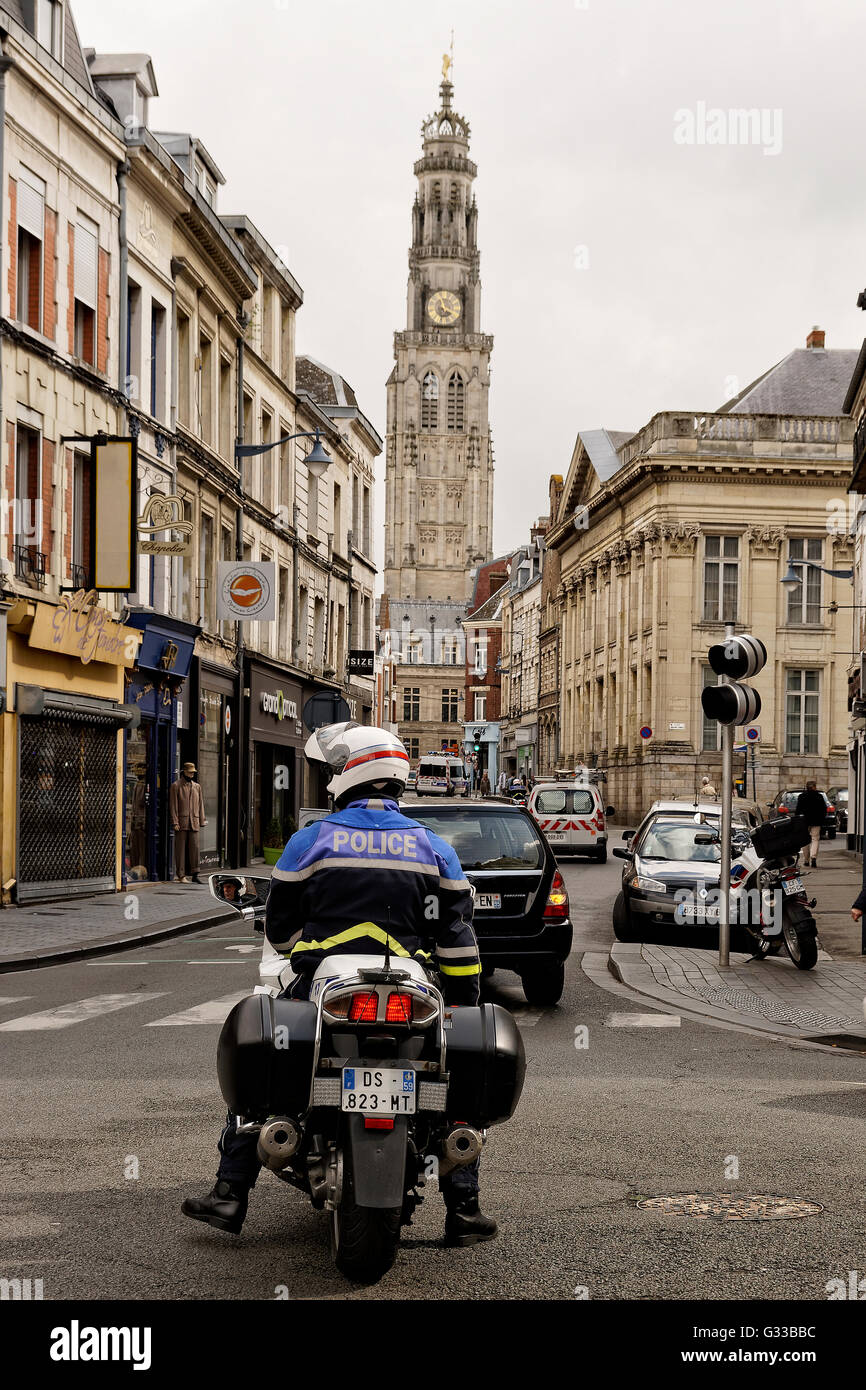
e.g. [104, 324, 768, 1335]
[547, 833, 566, 841]
[678, 904, 720, 920]
[341, 1066, 416, 1114]
[476, 893, 502, 909]
[782, 877, 803, 896]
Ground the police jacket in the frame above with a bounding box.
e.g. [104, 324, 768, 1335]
[265, 796, 481, 1004]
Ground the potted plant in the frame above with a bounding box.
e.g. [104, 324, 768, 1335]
[262, 816, 285, 866]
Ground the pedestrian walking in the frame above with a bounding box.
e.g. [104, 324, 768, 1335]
[497, 769, 508, 795]
[850, 887, 866, 923]
[170, 762, 207, 882]
[480, 771, 491, 798]
[796, 781, 826, 867]
[700, 775, 718, 799]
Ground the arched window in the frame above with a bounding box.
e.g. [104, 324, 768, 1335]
[421, 372, 439, 431]
[447, 372, 464, 431]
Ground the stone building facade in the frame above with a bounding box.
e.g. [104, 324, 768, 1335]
[548, 343, 855, 821]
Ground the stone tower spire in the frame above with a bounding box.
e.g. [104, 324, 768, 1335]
[384, 69, 494, 603]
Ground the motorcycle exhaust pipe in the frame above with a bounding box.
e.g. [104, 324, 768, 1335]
[256, 1117, 302, 1171]
[438, 1124, 484, 1176]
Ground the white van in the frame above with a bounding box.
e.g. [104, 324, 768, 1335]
[416, 753, 454, 797]
[528, 779, 613, 862]
[447, 757, 469, 796]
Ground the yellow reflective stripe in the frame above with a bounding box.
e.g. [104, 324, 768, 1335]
[439, 962, 482, 976]
[290, 922, 412, 958]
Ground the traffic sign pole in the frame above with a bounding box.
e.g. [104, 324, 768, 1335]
[718, 624, 734, 967]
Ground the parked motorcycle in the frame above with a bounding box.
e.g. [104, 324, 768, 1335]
[208, 874, 526, 1284]
[694, 813, 819, 970]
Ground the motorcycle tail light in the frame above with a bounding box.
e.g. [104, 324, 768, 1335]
[348, 991, 379, 1023]
[385, 992, 413, 1024]
[364, 1117, 395, 1130]
[410, 994, 439, 1023]
[544, 869, 569, 920]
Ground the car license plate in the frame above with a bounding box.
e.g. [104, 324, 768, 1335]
[547, 832, 565, 840]
[782, 877, 803, 896]
[341, 1067, 416, 1114]
[678, 904, 720, 920]
[476, 893, 502, 909]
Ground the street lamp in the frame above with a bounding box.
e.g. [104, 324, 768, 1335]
[780, 560, 853, 590]
[236, 427, 333, 476]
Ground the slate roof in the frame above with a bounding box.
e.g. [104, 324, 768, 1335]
[296, 355, 358, 408]
[717, 348, 860, 416]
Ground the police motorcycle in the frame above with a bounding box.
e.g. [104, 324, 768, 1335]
[208, 872, 526, 1284]
[693, 812, 819, 970]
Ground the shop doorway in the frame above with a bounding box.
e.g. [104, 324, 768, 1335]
[251, 743, 297, 857]
[124, 721, 174, 882]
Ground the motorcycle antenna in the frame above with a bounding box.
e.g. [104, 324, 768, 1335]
[383, 906, 392, 973]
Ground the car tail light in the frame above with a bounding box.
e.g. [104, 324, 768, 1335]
[364, 1117, 395, 1130]
[827, 803, 835, 813]
[385, 992, 412, 1024]
[778, 805, 789, 814]
[543, 869, 569, 920]
[348, 991, 379, 1022]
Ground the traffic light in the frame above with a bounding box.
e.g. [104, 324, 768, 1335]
[474, 742, 480, 752]
[701, 634, 767, 726]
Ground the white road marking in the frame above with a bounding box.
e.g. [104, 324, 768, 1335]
[605, 1012, 681, 1028]
[513, 1009, 543, 1028]
[225, 944, 260, 955]
[0, 997, 31, 1006]
[0, 993, 166, 1031]
[146, 990, 251, 1027]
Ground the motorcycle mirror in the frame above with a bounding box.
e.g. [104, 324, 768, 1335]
[209, 873, 271, 911]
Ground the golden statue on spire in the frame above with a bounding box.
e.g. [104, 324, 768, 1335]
[441, 52, 452, 81]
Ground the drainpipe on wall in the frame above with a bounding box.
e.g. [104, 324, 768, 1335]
[234, 309, 249, 866]
[291, 501, 300, 664]
[345, 527, 353, 683]
[0, 51, 13, 542]
[169, 259, 182, 609]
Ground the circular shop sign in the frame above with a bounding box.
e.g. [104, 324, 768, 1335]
[225, 704, 232, 737]
[639, 725, 653, 740]
[221, 566, 272, 618]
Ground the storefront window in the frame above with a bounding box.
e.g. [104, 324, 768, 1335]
[125, 726, 150, 881]
[199, 689, 222, 861]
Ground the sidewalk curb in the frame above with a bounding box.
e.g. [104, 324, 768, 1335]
[603, 947, 866, 1054]
[0, 907, 236, 974]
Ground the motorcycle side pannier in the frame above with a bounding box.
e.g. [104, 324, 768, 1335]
[444, 1002, 526, 1128]
[217, 994, 317, 1118]
[750, 814, 811, 859]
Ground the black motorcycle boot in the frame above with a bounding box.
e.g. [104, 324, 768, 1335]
[444, 1197, 498, 1247]
[181, 1179, 249, 1234]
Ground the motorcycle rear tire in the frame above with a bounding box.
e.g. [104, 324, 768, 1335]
[782, 913, 818, 971]
[331, 1153, 402, 1285]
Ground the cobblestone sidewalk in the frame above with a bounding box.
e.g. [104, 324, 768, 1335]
[610, 940, 866, 1042]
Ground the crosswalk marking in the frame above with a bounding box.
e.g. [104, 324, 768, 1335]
[605, 1012, 681, 1028]
[513, 1008, 543, 1028]
[0, 997, 31, 1006]
[145, 990, 251, 1027]
[0, 993, 166, 1032]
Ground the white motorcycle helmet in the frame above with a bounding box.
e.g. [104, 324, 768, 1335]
[304, 721, 410, 804]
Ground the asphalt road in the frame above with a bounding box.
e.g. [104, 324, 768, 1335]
[1, 849, 865, 1301]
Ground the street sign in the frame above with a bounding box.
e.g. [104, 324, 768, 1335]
[639, 725, 652, 740]
[668, 722, 685, 730]
[302, 691, 352, 731]
[745, 725, 761, 742]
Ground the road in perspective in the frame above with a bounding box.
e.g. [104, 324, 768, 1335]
[3, 840, 864, 1304]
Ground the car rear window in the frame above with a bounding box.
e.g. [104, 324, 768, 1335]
[407, 809, 545, 869]
[534, 788, 596, 813]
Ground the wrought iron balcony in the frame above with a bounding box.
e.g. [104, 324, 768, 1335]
[14, 544, 46, 589]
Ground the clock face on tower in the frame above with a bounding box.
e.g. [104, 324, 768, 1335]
[427, 289, 462, 326]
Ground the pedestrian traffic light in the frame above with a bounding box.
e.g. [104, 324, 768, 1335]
[474, 742, 480, 752]
[701, 634, 767, 725]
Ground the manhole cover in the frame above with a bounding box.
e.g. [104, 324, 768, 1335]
[637, 1193, 823, 1221]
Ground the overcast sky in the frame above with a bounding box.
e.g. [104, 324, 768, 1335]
[74, 0, 866, 572]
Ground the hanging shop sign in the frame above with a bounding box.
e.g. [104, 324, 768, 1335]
[93, 437, 137, 591]
[216, 561, 276, 621]
[347, 649, 374, 676]
[137, 492, 193, 556]
[28, 591, 141, 667]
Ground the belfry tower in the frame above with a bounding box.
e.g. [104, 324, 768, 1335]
[384, 67, 494, 603]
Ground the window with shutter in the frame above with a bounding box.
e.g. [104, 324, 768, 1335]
[17, 169, 45, 331]
[74, 217, 98, 309]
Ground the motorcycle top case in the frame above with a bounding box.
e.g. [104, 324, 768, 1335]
[750, 813, 811, 859]
[444, 1002, 526, 1128]
[217, 993, 317, 1118]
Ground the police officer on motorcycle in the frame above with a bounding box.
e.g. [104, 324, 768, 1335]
[182, 722, 498, 1248]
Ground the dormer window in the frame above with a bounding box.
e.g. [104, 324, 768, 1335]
[36, 0, 63, 62]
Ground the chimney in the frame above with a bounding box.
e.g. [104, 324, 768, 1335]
[806, 326, 825, 350]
